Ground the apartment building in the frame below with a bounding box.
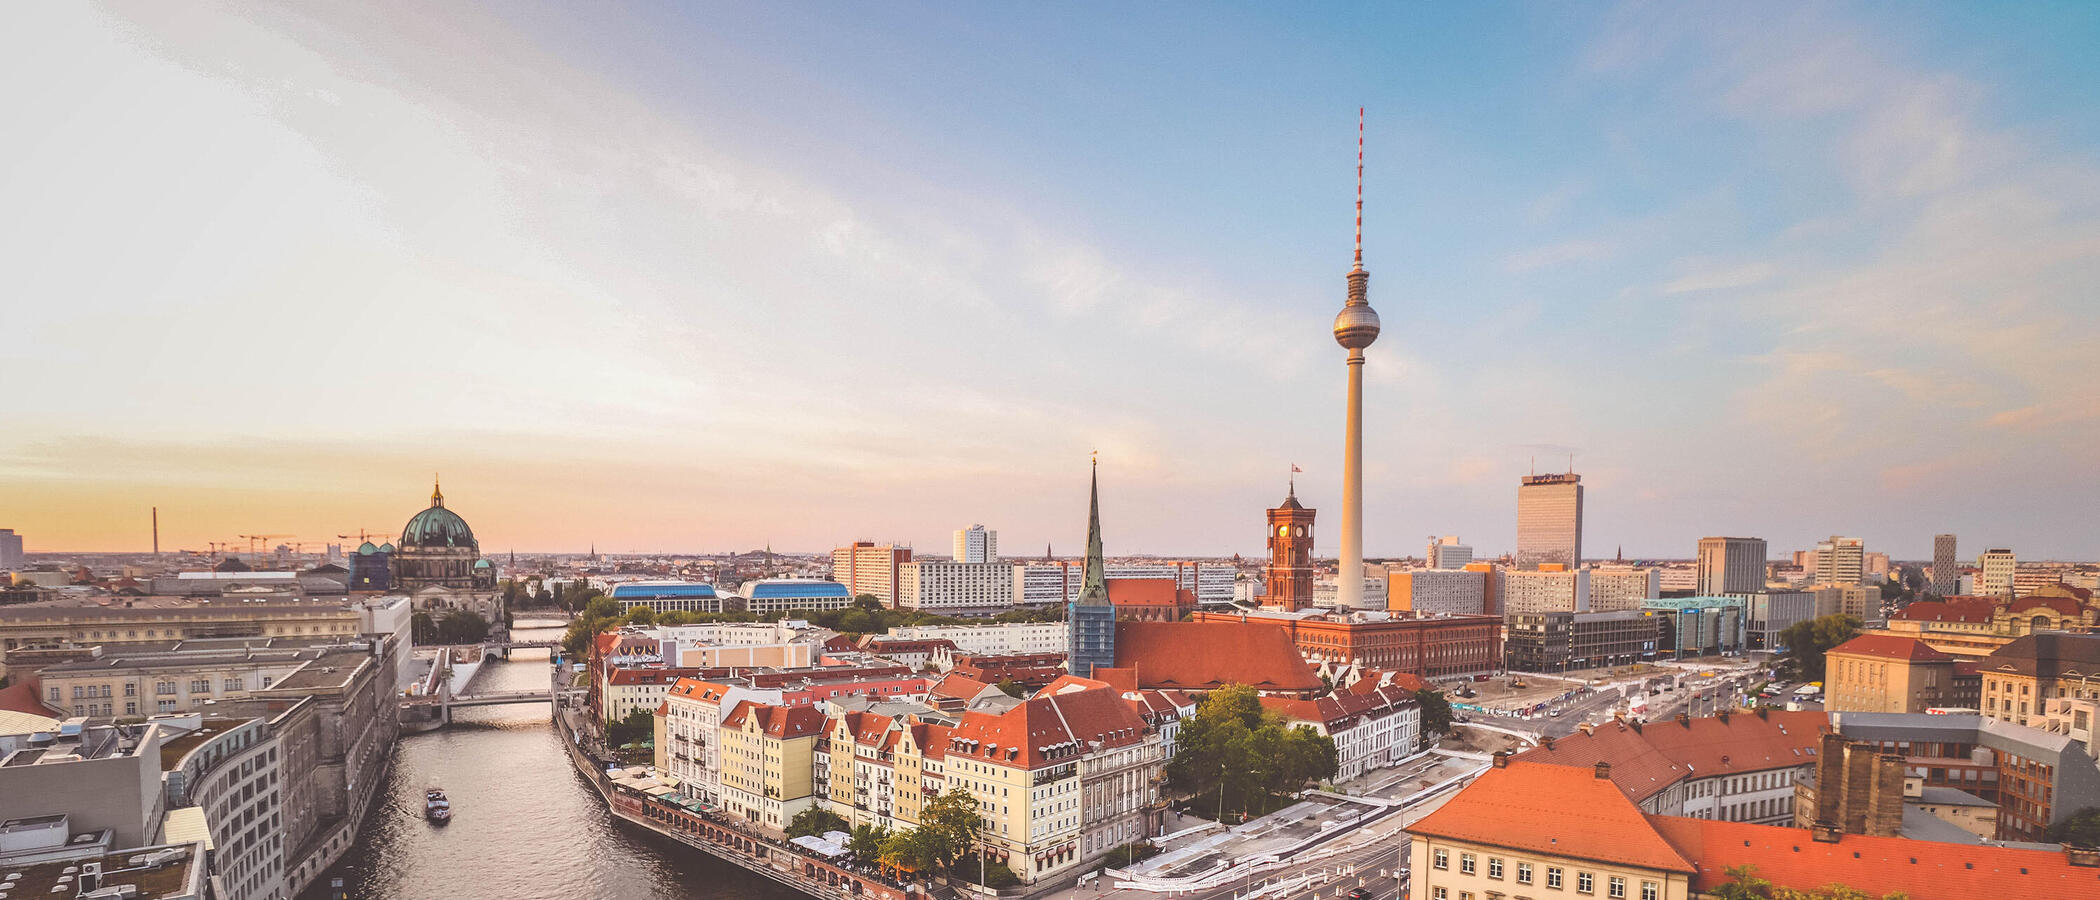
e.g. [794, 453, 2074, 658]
[1588, 566, 1661, 612]
[717, 701, 828, 830]
[832, 543, 913, 605]
[1516, 708, 1829, 825]
[1386, 567, 1487, 616]
[1695, 537, 1766, 596]
[1259, 684, 1420, 780]
[1498, 565, 1588, 614]
[1825, 635, 1966, 713]
[898, 561, 1016, 615]
[884, 623, 1067, 656]
[1977, 548, 2016, 598]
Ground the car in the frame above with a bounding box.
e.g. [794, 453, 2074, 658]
[1348, 889, 1375, 900]
[1548, 708, 1562, 717]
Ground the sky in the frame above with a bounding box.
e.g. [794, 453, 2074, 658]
[3, 2, 2098, 561]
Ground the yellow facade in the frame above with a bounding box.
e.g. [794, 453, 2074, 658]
[719, 711, 817, 832]
[1408, 836, 1692, 900]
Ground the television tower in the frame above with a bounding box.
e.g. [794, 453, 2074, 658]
[1331, 108, 1381, 609]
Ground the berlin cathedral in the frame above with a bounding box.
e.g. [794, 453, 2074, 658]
[349, 479, 503, 621]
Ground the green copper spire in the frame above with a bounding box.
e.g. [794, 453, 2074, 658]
[1077, 456, 1110, 606]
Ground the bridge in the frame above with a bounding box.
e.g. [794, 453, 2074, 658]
[485, 639, 561, 652]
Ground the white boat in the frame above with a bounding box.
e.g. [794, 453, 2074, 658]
[425, 787, 451, 823]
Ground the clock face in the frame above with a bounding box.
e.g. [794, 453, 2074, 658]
[1278, 525, 1291, 537]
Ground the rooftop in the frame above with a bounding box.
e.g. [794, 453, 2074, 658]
[1406, 759, 1695, 872]
[1, 843, 203, 900]
[1649, 813, 2099, 899]
[1110, 620, 1321, 693]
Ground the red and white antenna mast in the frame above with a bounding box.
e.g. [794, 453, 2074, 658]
[1354, 106, 1365, 267]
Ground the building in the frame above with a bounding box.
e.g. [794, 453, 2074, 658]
[1695, 537, 1766, 596]
[1331, 135, 1381, 612]
[885, 623, 1066, 657]
[664, 678, 771, 804]
[1791, 732, 1904, 837]
[1824, 634, 1965, 713]
[898, 561, 1016, 615]
[1515, 708, 1829, 823]
[1976, 631, 2100, 730]
[1978, 548, 2016, 598]
[0, 818, 206, 900]
[1096, 619, 1324, 694]
[1589, 565, 1662, 612]
[1737, 590, 1814, 650]
[389, 480, 500, 623]
[1105, 578, 1196, 622]
[1410, 755, 2100, 900]
[1258, 684, 1419, 780]
[953, 525, 998, 564]
[0, 528, 23, 568]
[1640, 597, 1746, 659]
[832, 542, 912, 606]
[38, 642, 369, 719]
[1831, 710, 2100, 841]
[1516, 472, 1583, 569]
[738, 579, 854, 616]
[159, 715, 286, 900]
[1426, 535, 1472, 570]
[1188, 609, 1501, 680]
[1258, 483, 1318, 610]
[1815, 536, 1865, 586]
[608, 581, 737, 615]
[1386, 567, 1487, 616]
[1013, 562, 1072, 609]
[0, 599, 368, 652]
[1872, 587, 2098, 659]
[1067, 463, 1116, 679]
[1813, 583, 1883, 625]
[1312, 572, 1386, 609]
[1933, 533, 1959, 596]
[717, 700, 828, 831]
[1504, 610, 1660, 672]
[1499, 564, 1588, 614]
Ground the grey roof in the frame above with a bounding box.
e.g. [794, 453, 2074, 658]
[1912, 785, 1995, 807]
[1979, 632, 2100, 680]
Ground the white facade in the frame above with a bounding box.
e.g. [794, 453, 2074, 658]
[1696, 537, 1767, 596]
[1427, 536, 1473, 570]
[1499, 567, 1590, 614]
[1314, 574, 1388, 610]
[1978, 548, 2016, 597]
[884, 623, 1067, 656]
[1587, 566, 1661, 612]
[898, 560, 1017, 614]
[1388, 568, 1486, 615]
[665, 681, 783, 803]
[1010, 561, 1235, 607]
[1677, 765, 1812, 825]
[1815, 536, 1865, 585]
[953, 525, 999, 563]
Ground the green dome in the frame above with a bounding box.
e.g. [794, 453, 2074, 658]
[400, 504, 475, 550]
[378, 542, 396, 554]
[473, 559, 493, 569]
[356, 541, 379, 555]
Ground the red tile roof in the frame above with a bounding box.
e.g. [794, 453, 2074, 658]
[1110, 620, 1321, 693]
[1649, 814, 2100, 900]
[1106, 579, 1194, 610]
[1829, 634, 1953, 662]
[945, 686, 1150, 770]
[1406, 760, 1695, 873]
[2008, 595, 2085, 617]
[1515, 720, 1689, 803]
[1517, 711, 1828, 802]
[1035, 674, 1113, 696]
[929, 671, 995, 700]
[1260, 686, 1416, 730]
[0, 678, 56, 717]
[1894, 597, 2000, 624]
[722, 700, 828, 739]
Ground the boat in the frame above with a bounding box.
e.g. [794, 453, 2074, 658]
[425, 787, 451, 823]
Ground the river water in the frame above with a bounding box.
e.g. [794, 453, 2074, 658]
[301, 622, 803, 900]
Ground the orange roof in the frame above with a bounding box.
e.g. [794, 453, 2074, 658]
[946, 686, 1150, 770]
[1649, 815, 2100, 899]
[1093, 667, 1139, 692]
[1106, 579, 1194, 609]
[1895, 597, 2000, 624]
[1515, 721, 1689, 803]
[1035, 674, 1113, 696]
[1111, 621, 1321, 693]
[1518, 711, 1828, 802]
[1830, 634, 1953, 662]
[929, 671, 995, 700]
[2008, 595, 2085, 617]
[722, 700, 827, 739]
[0, 678, 55, 717]
[1406, 760, 1695, 873]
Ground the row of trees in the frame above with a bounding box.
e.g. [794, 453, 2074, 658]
[1777, 614, 1863, 681]
[1166, 685, 1339, 821]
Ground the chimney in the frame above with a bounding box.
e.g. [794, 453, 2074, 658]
[1630, 720, 1642, 734]
[1677, 711, 1691, 728]
[1717, 709, 1730, 724]
[1810, 822, 1844, 844]
[1756, 706, 1769, 719]
[1594, 761, 1613, 780]
[1492, 750, 1510, 769]
[1541, 735, 1556, 751]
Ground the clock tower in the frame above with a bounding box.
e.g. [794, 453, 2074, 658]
[1260, 480, 1318, 610]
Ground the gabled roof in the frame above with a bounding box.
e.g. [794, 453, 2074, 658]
[1981, 632, 2100, 680]
[1830, 634, 1953, 662]
[1110, 620, 1321, 693]
[1406, 760, 1695, 873]
[945, 685, 1150, 770]
[1894, 597, 2000, 624]
[1648, 814, 2099, 899]
[2007, 595, 2085, 617]
[929, 671, 996, 701]
[1105, 578, 1193, 610]
[1035, 674, 1113, 696]
[723, 700, 827, 739]
[1517, 711, 1829, 801]
[1514, 720, 1690, 803]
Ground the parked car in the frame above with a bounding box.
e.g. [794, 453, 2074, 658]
[1348, 889, 1375, 900]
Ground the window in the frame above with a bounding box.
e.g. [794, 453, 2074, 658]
[1641, 881, 1659, 900]
[190, 679, 210, 694]
[1433, 849, 1449, 870]
[158, 699, 177, 713]
[124, 683, 136, 696]
[1433, 890, 1448, 900]
[157, 681, 176, 696]
[1488, 857, 1504, 879]
[1517, 862, 1533, 884]
[1460, 853, 1476, 875]
[1608, 876, 1625, 898]
[1578, 872, 1594, 894]
[126, 702, 137, 715]
[48, 687, 59, 702]
[1547, 868, 1563, 889]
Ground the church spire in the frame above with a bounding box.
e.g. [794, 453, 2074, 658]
[431, 474, 444, 508]
[1077, 455, 1110, 606]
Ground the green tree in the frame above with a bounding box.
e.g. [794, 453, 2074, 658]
[877, 827, 942, 875]
[1778, 614, 1862, 681]
[606, 709, 653, 747]
[2046, 805, 2100, 847]
[848, 823, 890, 861]
[1166, 684, 1337, 819]
[994, 678, 1025, 698]
[435, 610, 490, 644]
[583, 594, 621, 621]
[787, 807, 848, 839]
[919, 788, 981, 868]
[1711, 864, 1772, 900]
[623, 605, 657, 626]
[410, 611, 437, 645]
[1415, 688, 1454, 738]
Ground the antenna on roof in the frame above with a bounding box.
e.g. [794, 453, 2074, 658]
[1354, 106, 1365, 268]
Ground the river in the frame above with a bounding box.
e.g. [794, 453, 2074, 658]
[301, 621, 805, 900]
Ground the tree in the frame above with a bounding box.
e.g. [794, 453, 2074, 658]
[1778, 614, 1862, 681]
[1415, 688, 1454, 737]
[410, 611, 437, 645]
[583, 595, 621, 621]
[878, 827, 942, 875]
[1166, 684, 1337, 819]
[1711, 864, 1772, 900]
[918, 788, 981, 868]
[606, 709, 653, 747]
[435, 610, 490, 644]
[2046, 805, 2100, 847]
[623, 605, 657, 626]
[848, 823, 890, 861]
[787, 807, 848, 839]
[994, 678, 1025, 698]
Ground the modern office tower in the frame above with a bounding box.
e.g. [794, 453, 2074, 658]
[1978, 548, 2016, 597]
[953, 524, 998, 563]
[1499, 565, 1590, 614]
[1427, 535, 1473, 569]
[0, 528, 22, 568]
[1814, 536, 1865, 585]
[1330, 112, 1382, 611]
[831, 541, 912, 605]
[1932, 534, 1959, 595]
[898, 560, 1016, 615]
[1387, 567, 1489, 615]
[1696, 536, 1768, 595]
[1260, 483, 1318, 610]
[1516, 473, 1584, 569]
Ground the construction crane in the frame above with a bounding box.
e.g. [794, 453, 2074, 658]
[238, 534, 294, 560]
[337, 531, 394, 545]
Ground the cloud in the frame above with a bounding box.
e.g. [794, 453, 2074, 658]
[1661, 262, 1776, 294]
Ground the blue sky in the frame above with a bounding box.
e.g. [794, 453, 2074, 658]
[3, 2, 2097, 561]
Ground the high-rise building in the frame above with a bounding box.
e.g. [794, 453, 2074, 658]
[1426, 535, 1472, 570]
[1587, 565, 1661, 612]
[1515, 473, 1583, 569]
[1260, 482, 1318, 610]
[0, 528, 23, 569]
[1498, 565, 1589, 615]
[952, 524, 998, 563]
[1932, 533, 1959, 596]
[1067, 461, 1116, 678]
[1697, 536, 1768, 595]
[898, 560, 1016, 615]
[1815, 536, 1865, 585]
[1978, 548, 2016, 598]
[831, 541, 912, 606]
[1387, 567, 1488, 615]
[1330, 111, 1381, 611]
